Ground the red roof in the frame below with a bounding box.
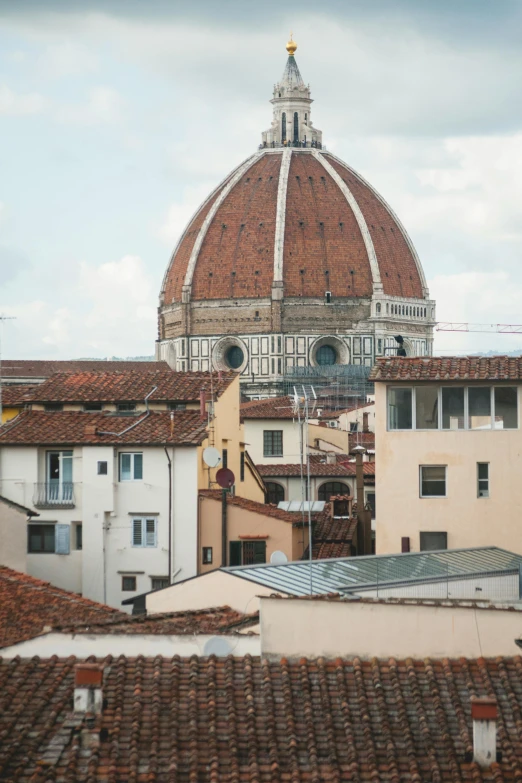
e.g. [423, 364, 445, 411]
[200, 489, 327, 524]
[240, 396, 295, 419]
[1, 654, 521, 780]
[257, 460, 375, 477]
[1, 359, 168, 380]
[0, 410, 208, 446]
[1, 384, 37, 406]
[370, 356, 522, 382]
[0, 566, 124, 649]
[307, 513, 358, 560]
[24, 369, 236, 404]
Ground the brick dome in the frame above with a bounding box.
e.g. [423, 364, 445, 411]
[161, 148, 428, 306]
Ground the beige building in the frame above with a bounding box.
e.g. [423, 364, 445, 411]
[0, 496, 38, 572]
[371, 356, 522, 554]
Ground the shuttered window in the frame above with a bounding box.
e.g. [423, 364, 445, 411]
[132, 517, 157, 547]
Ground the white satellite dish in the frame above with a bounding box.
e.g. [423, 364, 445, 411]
[202, 447, 221, 468]
[270, 550, 288, 565]
[203, 636, 233, 657]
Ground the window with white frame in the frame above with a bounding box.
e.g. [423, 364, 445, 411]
[420, 466, 447, 497]
[388, 386, 518, 431]
[477, 463, 489, 498]
[119, 452, 143, 481]
[131, 517, 157, 547]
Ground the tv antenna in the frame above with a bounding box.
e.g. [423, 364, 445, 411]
[0, 315, 16, 423]
[292, 384, 317, 594]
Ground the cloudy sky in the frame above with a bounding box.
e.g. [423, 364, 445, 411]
[1, 0, 522, 358]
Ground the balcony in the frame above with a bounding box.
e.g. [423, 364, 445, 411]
[33, 482, 75, 509]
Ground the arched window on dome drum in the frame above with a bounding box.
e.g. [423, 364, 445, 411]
[293, 112, 299, 143]
[386, 303, 389, 314]
[281, 112, 286, 142]
[265, 482, 285, 505]
[318, 481, 351, 501]
[376, 303, 381, 314]
[304, 112, 308, 125]
[316, 345, 337, 366]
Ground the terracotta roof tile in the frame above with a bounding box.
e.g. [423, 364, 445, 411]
[2, 359, 168, 379]
[308, 514, 358, 559]
[257, 460, 375, 477]
[200, 489, 327, 524]
[1, 654, 521, 780]
[24, 369, 236, 404]
[240, 396, 295, 419]
[0, 410, 208, 446]
[0, 566, 124, 648]
[0, 384, 37, 406]
[57, 606, 259, 636]
[370, 355, 522, 382]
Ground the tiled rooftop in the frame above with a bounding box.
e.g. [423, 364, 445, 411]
[0, 410, 208, 446]
[240, 396, 295, 419]
[57, 606, 259, 636]
[0, 494, 38, 517]
[1, 383, 37, 406]
[24, 369, 237, 404]
[370, 355, 522, 382]
[1, 654, 521, 781]
[200, 489, 328, 525]
[257, 460, 375, 477]
[309, 515, 358, 559]
[1, 359, 168, 379]
[0, 566, 124, 649]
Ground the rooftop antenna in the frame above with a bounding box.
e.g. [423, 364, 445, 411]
[292, 383, 317, 594]
[0, 315, 16, 423]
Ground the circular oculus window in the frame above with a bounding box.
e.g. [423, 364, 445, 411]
[225, 345, 244, 370]
[316, 344, 337, 366]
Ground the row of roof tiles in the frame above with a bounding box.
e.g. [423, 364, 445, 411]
[1, 359, 169, 379]
[1, 654, 521, 781]
[200, 489, 328, 525]
[370, 356, 522, 381]
[256, 459, 375, 477]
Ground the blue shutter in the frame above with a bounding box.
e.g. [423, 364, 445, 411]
[55, 524, 70, 555]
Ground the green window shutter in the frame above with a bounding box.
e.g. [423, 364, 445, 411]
[229, 541, 242, 566]
[253, 541, 266, 564]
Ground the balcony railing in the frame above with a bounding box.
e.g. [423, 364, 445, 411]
[33, 482, 75, 509]
[258, 140, 324, 150]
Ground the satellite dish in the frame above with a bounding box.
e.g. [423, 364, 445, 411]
[270, 550, 288, 565]
[203, 636, 233, 657]
[216, 468, 235, 488]
[203, 447, 221, 468]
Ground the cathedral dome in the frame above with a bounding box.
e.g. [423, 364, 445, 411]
[161, 147, 428, 307]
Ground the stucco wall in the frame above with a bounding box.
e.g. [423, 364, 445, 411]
[260, 597, 522, 659]
[0, 502, 27, 573]
[374, 383, 522, 555]
[242, 419, 301, 465]
[146, 569, 283, 614]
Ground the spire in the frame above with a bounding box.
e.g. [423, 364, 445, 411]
[260, 37, 323, 149]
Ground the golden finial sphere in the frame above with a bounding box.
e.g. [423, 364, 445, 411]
[286, 34, 297, 56]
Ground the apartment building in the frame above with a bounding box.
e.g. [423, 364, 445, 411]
[371, 356, 522, 554]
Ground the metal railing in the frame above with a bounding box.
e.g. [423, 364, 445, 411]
[33, 482, 75, 509]
[259, 140, 324, 150]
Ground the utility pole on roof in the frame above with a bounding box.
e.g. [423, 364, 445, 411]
[0, 315, 16, 424]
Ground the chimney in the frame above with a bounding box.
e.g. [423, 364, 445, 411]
[200, 390, 207, 420]
[74, 663, 104, 714]
[326, 452, 337, 465]
[84, 423, 97, 438]
[363, 412, 369, 433]
[471, 697, 497, 767]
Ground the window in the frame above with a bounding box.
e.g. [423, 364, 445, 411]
[74, 523, 83, 550]
[119, 452, 143, 481]
[420, 466, 446, 497]
[349, 422, 358, 433]
[420, 532, 448, 551]
[84, 403, 102, 412]
[151, 577, 169, 591]
[265, 482, 285, 505]
[318, 481, 351, 501]
[316, 345, 337, 366]
[240, 451, 245, 482]
[494, 387, 517, 429]
[388, 388, 412, 429]
[46, 450, 73, 503]
[44, 403, 63, 412]
[168, 402, 186, 411]
[415, 386, 438, 429]
[293, 111, 298, 142]
[122, 576, 137, 591]
[97, 461, 108, 475]
[442, 387, 464, 430]
[132, 517, 157, 547]
[263, 430, 283, 457]
[117, 403, 136, 412]
[202, 547, 213, 564]
[468, 387, 491, 430]
[28, 524, 55, 553]
[478, 463, 489, 498]
[366, 492, 376, 519]
[222, 448, 228, 469]
[229, 540, 266, 566]
[225, 346, 244, 369]
[281, 111, 286, 142]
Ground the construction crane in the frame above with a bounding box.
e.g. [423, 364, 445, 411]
[436, 323, 522, 334]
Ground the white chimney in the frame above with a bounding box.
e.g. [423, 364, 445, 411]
[326, 453, 337, 464]
[74, 663, 104, 714]
[471, 696, 497, 767]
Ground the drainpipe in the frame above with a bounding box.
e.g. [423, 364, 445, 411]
[221, 489, 227, 567]
[353, 445, 370, 555]
[164, 446, 173, 584]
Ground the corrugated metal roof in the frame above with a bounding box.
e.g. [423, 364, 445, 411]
[223, 547, 522, 596]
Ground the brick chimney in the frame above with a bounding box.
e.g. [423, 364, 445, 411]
[74, 663, 104, 714]
[84, 423, 97, 438]
[471, 696, 497, 767]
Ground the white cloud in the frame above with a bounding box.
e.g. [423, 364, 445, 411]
[55, 86, 124, 125]
[38, 41, 98, 78]
[0, 85, 46, 115]
[158, 184, 215, 246]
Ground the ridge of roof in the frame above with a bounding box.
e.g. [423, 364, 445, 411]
[200, 489, 327, 524]
[0, 494, 39, 517]
[370, 355, 522, 382]
[2, 359, 169, 379]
